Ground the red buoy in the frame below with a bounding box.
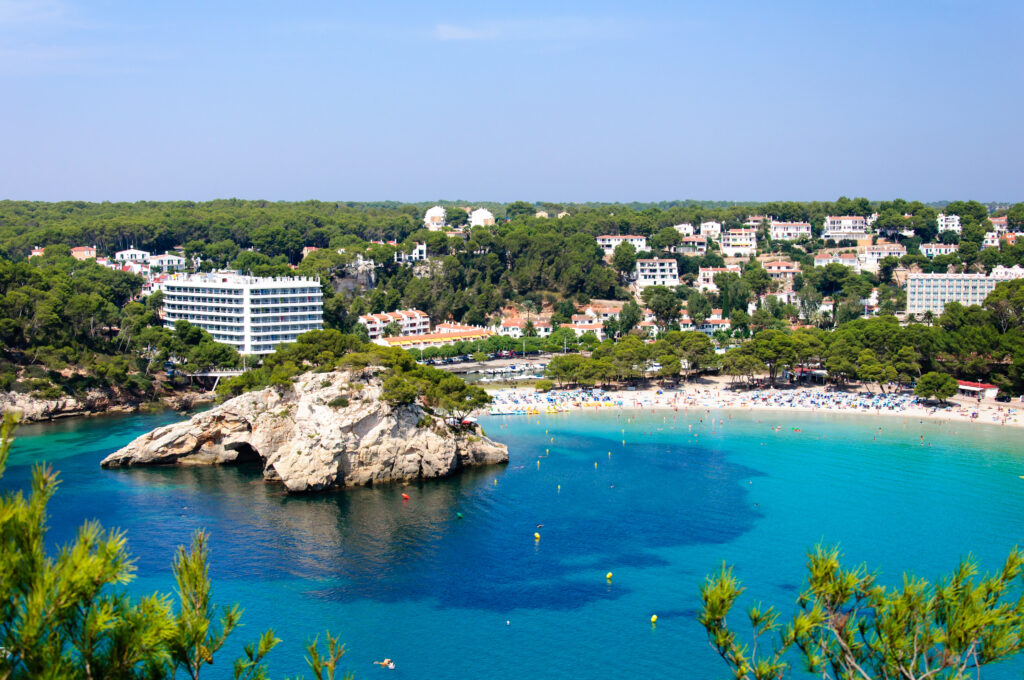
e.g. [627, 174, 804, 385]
[401, 493, 410, 501]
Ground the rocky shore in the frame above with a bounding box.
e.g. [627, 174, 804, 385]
[0, 389, 216, 422]
[101, 368, 509, 493]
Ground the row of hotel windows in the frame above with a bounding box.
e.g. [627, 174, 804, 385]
[164, 304, 321, 315]
[164, 315, 321, 327]
[163, 286, 319, 295]
[164, 295, 320, 303]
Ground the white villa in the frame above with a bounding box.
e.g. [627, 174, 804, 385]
[699, 221, 722, 239]
[115, 247, 150, 264]
[671, 235, 708, 256]
[937, 213, 961, 234]
[424, 205, 446, 231]
[150, 252, 187, 271]
[858, 244, 907, 273]
[720, 228, 757, 257]
[696, 265, 741, 293]
[921, 243, 957, 258]
[597, 234, 648, 256]
[634, 258, 679, 289]
[394, 242, 428, 265]
[769, 221, 812, 241]
[469, 208, 495, 227]
[822, 215, 869, 241]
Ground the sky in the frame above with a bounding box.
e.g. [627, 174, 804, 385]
[1, 0, 1021, 203]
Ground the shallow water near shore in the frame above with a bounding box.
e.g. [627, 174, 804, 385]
[3, 408, 1024, 678]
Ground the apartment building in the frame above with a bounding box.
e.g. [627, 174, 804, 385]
[858, 244, 907, 272]
[822, 215, 869, 241]
[115, 247, 150, 264]
[374, 323, 492, 350]
[160, 272, 324, 354]
[720, 228, 757, 257]
[358, 309, 430, 340]
[921, 243, 957, 258]
[906, 266, 1024, 315]
[671, 235, 708, 256]
[696, 265, 741, 292]
[634, 258, 679, 289]
[596, 234, 648, 256]
[743, 215, 769, 227]
[769, 221, 812, 241]
[990, 216, 1009, 233]
[937, 213, 961, 234]
[983, 232, 1001, 249]
[672, 223, 695, 236]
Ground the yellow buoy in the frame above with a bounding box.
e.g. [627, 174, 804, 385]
[650, 614, 658, 624]
[622, 440, 625, 445]
[594, 462, 598, 468]
[534, 532, 540, 541]
[608, 451, 611, 457]
[494, 479, 497, 486]
[550, 437, 554, 443]
[606, 572, 613, 580]
[557, 484, 561, 492]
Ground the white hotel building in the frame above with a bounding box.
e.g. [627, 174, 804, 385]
[597, 234, 648, 256]
[634, 258, 679, 289]
[906, 266, 1024, 316]
[160, 272, 324, 354]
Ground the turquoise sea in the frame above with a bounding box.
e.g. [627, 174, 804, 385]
[3, 408, 1024, 679]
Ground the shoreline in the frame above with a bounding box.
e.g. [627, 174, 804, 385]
[0, 391, 218, 424]
[484, 384, 1024, 430]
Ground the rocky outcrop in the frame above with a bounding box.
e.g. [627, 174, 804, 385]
[101, 369, 508, 493]
[0, 390, 137, 422]
[0, 388, 216, 422]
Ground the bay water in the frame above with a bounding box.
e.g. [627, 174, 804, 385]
[3, 408, 1024, 678]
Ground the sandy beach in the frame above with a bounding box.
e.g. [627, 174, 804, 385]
[484, 380, 1024, 429]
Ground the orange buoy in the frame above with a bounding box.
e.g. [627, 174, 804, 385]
[401, 493, 410, 500]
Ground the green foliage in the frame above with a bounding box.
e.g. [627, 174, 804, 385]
[327, 395, 349, 408]
[534, 379, 554, 392]
[915, 371, 959, 403]
[699, 543, 1024, 680]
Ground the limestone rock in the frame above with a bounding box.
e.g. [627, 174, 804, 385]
[101, 369, 508, 493]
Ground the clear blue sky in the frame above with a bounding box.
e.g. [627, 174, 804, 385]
[1, 0, 1021, 203]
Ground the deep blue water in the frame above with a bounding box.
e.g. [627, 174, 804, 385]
[3, 408, 1024, 679]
